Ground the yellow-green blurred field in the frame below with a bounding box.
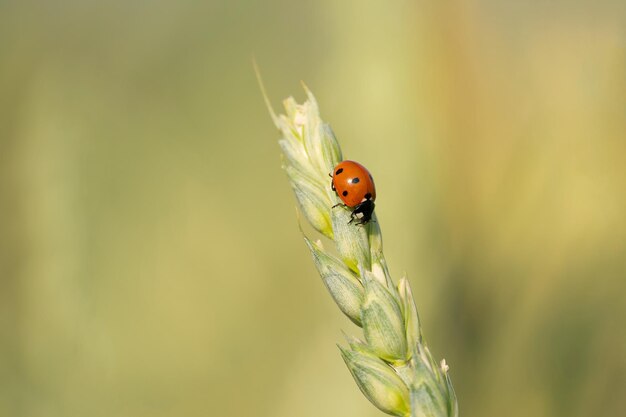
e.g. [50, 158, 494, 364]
[1, 1, 625, 417]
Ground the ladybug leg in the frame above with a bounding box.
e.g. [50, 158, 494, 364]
[350, 214, 365, 226]
[348, 211, 367, 226]
[329, 174, 338, 193]
[332, 203, 347, 209]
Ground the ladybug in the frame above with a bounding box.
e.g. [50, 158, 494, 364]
[331, 160, 376, 225]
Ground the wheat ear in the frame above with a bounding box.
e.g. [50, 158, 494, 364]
[265, 84, 458, 417]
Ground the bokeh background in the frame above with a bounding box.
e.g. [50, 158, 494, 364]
[1, 1, 625, 416]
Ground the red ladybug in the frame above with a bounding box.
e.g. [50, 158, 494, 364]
[331, 160, 376, 225]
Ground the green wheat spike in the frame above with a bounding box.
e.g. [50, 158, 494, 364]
[259, 74, 458, 417]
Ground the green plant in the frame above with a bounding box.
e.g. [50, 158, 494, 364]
[264, 84, 458, 417]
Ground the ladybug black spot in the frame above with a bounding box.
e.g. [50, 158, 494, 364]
[364, 192, 372, 200]
[335, 168, 344, 175]
[351, 177, 360, 184]
[342, 190, 348, 197]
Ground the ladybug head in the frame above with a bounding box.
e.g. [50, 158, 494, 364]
[349, 200, 375, 225]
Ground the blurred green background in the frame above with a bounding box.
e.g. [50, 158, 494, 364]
[1, 1, 625, 416]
